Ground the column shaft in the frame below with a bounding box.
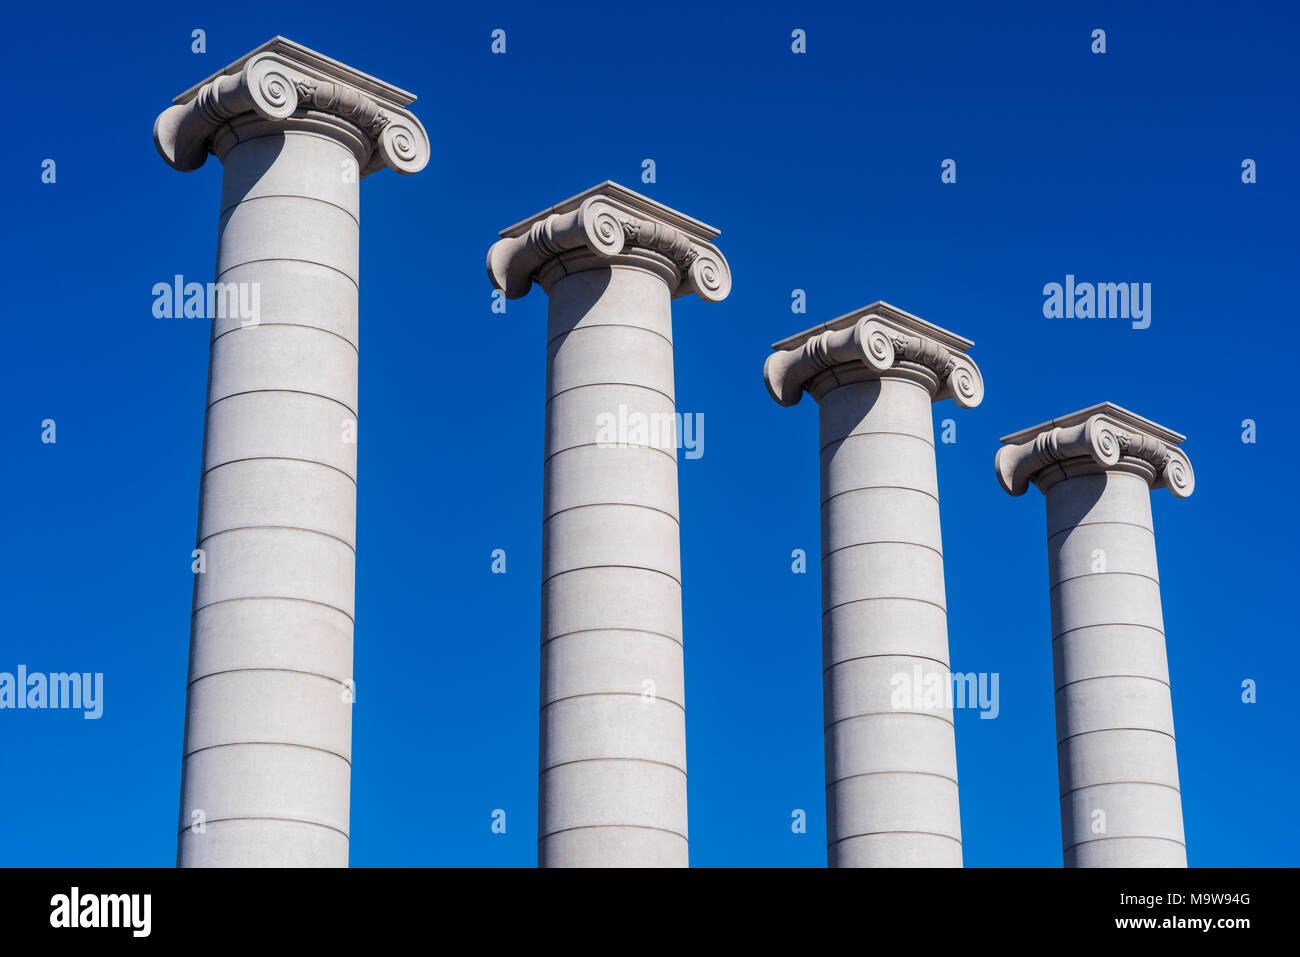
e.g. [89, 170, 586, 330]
[489, 182, 729, 867]
[1047, 470, 1186, 867]
[177, 130, 359, 867]
[538, 265, 689, 867]
[820, 376, 962, 867]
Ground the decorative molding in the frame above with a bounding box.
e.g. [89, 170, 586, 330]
[995, 404, 1194, 498]
[293, 78, 391, 139]
[764, 310, 984, 409]
[486, 184, 731, 303]
[154, 39, 428, 177]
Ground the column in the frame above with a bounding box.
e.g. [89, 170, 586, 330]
[764, 303, 984, 867]
[995, 403, 1194, 867]
[487, 183, 731, 867]
[155, 37, 429, 867]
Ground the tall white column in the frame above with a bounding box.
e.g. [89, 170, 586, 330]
[996, 403, 1195, 867]
[765, 303, 984, 867]
[487, 183, 731, 867]
[155, 37, 429, 867]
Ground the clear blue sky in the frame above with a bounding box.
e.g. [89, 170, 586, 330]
[1, 0, 1296, 867]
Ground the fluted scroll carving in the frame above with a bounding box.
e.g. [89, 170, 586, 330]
[764, 314, 984, 409]
[154, 52, 429, 177]
[486, 198, 732, 303]
[996, 413, 1195, 498]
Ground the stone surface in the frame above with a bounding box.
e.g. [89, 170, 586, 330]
[488, 182, 731, 867]
[159, 37, 427, 868]
[765, 302, 984, 867]
[996, 402, 1193, 868]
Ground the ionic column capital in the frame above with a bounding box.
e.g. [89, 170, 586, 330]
[995, 402, 1195, 498]
[154, 36, 430, 177]
[486, 182, 732, 303]
[764, 301, 984, 408]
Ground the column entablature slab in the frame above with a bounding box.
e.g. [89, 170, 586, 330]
[995, 403, 1194, 498]
[764, 302, 984, 409]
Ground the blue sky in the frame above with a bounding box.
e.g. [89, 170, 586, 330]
[1, 0, 1296, 866]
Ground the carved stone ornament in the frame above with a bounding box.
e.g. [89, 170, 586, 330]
[763, 301, 985, 409]
[486, 182, 732, 303]
[995, 402, 1194, 498]
[154, 36, 429, 177]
